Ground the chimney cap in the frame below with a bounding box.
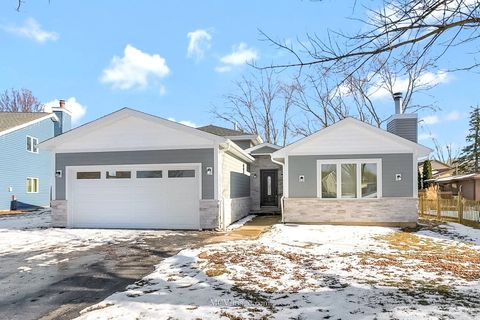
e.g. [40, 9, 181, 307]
[393, 92, 403, 99]
[59, 99, 66, 108]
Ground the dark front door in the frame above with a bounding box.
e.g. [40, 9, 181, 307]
[260, 169, 278, 207]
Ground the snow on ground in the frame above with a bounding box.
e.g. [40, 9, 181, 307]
[0, 210, 178, 267]
[76, 223, 480, 320]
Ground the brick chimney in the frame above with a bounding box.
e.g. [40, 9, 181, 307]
[386, 92, 418, 143]
[59, 99, 66, 108]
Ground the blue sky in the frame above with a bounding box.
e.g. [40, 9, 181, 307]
[0, 0, 475, 155]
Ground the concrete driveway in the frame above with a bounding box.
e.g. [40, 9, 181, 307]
[0, 211, 216, 320]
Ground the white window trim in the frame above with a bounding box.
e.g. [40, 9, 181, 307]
[26, 177, 39, 193]
[26, 135, 39, 154]
[316, 159, 382, 199]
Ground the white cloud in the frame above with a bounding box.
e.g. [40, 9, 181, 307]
[3, 18, 58, 43]
[421, 110, 461, 126]
[421, 115, 440, 125]
[44, 97, 87, 125]
[100, 44, 170, 91]
[167, 117, 196, 128]
[187, 29, 212, 61]
[369, 70, 450, 100]
[445, 111, 460, 121]
[216, 43, 258, 72]
[419, 132, 436, 141]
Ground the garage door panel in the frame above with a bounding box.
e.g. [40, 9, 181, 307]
[68, 165, 200, 229]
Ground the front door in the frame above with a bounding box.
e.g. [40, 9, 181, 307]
[260, 169, 278, 207]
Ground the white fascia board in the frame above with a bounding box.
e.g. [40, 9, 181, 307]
[0, 113, 58, 138]
[41, 108, 227, 150]
[221, 140, 255, 163]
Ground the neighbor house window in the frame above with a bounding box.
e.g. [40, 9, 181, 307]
[26, 136, 39, 153]
[26, 177, 39, 193]
[317, 159, 381, 199]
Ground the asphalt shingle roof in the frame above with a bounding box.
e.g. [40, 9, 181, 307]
[198, 124, 252, 137]
[0, 112, 51, 133]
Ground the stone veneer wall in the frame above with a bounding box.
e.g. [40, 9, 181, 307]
[283, 197, 418, 227]
[250, 155, 282, 211]
[223, 197, 251, 227]
[199, 199, 220, 229]
[51, 200, 67, 227]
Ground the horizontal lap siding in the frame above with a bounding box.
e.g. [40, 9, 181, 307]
[288, 153, 414, 198]
[55, 149, 215, 200]
[0, 119, 54, 209]
[222, 152, 250, 199]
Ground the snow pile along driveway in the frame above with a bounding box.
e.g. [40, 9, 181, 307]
[76, 223, 480, 320]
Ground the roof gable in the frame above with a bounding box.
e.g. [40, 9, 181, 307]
[41, 108, 226, 152]
[273, 117, 431, 158]
[246, 142, 281, 155]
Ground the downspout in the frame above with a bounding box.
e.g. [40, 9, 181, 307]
[270, 155, 285, 223]
[219, 142, 232, 231]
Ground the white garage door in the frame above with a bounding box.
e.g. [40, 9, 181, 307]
[67, 164, 201, 229]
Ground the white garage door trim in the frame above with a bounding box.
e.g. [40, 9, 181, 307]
[66, 163, 202, 229]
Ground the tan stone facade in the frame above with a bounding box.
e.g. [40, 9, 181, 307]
[283, 197, 418, 227]
[199, 199, 220, 229]
[51, 200, 67, 227]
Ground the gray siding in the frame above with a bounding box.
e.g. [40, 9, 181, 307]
[288, 154, 413, 198]
[55, 149, 215, 200]
[387, 117, 418, 143]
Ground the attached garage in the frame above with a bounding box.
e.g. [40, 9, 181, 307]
[42, 108, 254, 230]
[67, 164, 200, 229]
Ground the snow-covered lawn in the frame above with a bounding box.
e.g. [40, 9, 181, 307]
[77, 222, 480, 320]
[0, 210, 180, 267]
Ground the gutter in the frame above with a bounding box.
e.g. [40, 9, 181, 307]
[270, 155, 285, 223]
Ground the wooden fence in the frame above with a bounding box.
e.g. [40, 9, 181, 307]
[419, 192, 480, 226]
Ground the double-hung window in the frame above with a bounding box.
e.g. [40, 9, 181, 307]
[26, 136, 39, 153]
[317, 159, 381, 199]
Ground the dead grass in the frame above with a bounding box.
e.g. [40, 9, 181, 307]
[360, 231, 480, 281]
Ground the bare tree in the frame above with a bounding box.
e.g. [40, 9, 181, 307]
[212, 71, 297, 146]
[0, 88, 44, 112]
[260, 1, 480, 75]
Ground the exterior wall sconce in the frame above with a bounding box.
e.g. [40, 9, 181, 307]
[206, 167, 213, 175]
[299, 175, 305, 183]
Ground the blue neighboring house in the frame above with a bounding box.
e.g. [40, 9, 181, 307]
[0, 100, 71, 210]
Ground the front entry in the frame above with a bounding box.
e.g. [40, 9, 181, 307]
[260, 169, 278, 207]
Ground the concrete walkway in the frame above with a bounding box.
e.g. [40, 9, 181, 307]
[205, 215, 280, 243]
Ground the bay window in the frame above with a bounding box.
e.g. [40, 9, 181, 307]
[317, 159, 381, 199]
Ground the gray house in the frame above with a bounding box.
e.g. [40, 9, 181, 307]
[42, 108, 254, 230]
[272, 101, 431, 227]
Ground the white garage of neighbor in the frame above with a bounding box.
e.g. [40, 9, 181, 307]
[41, 108, 254, 230]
